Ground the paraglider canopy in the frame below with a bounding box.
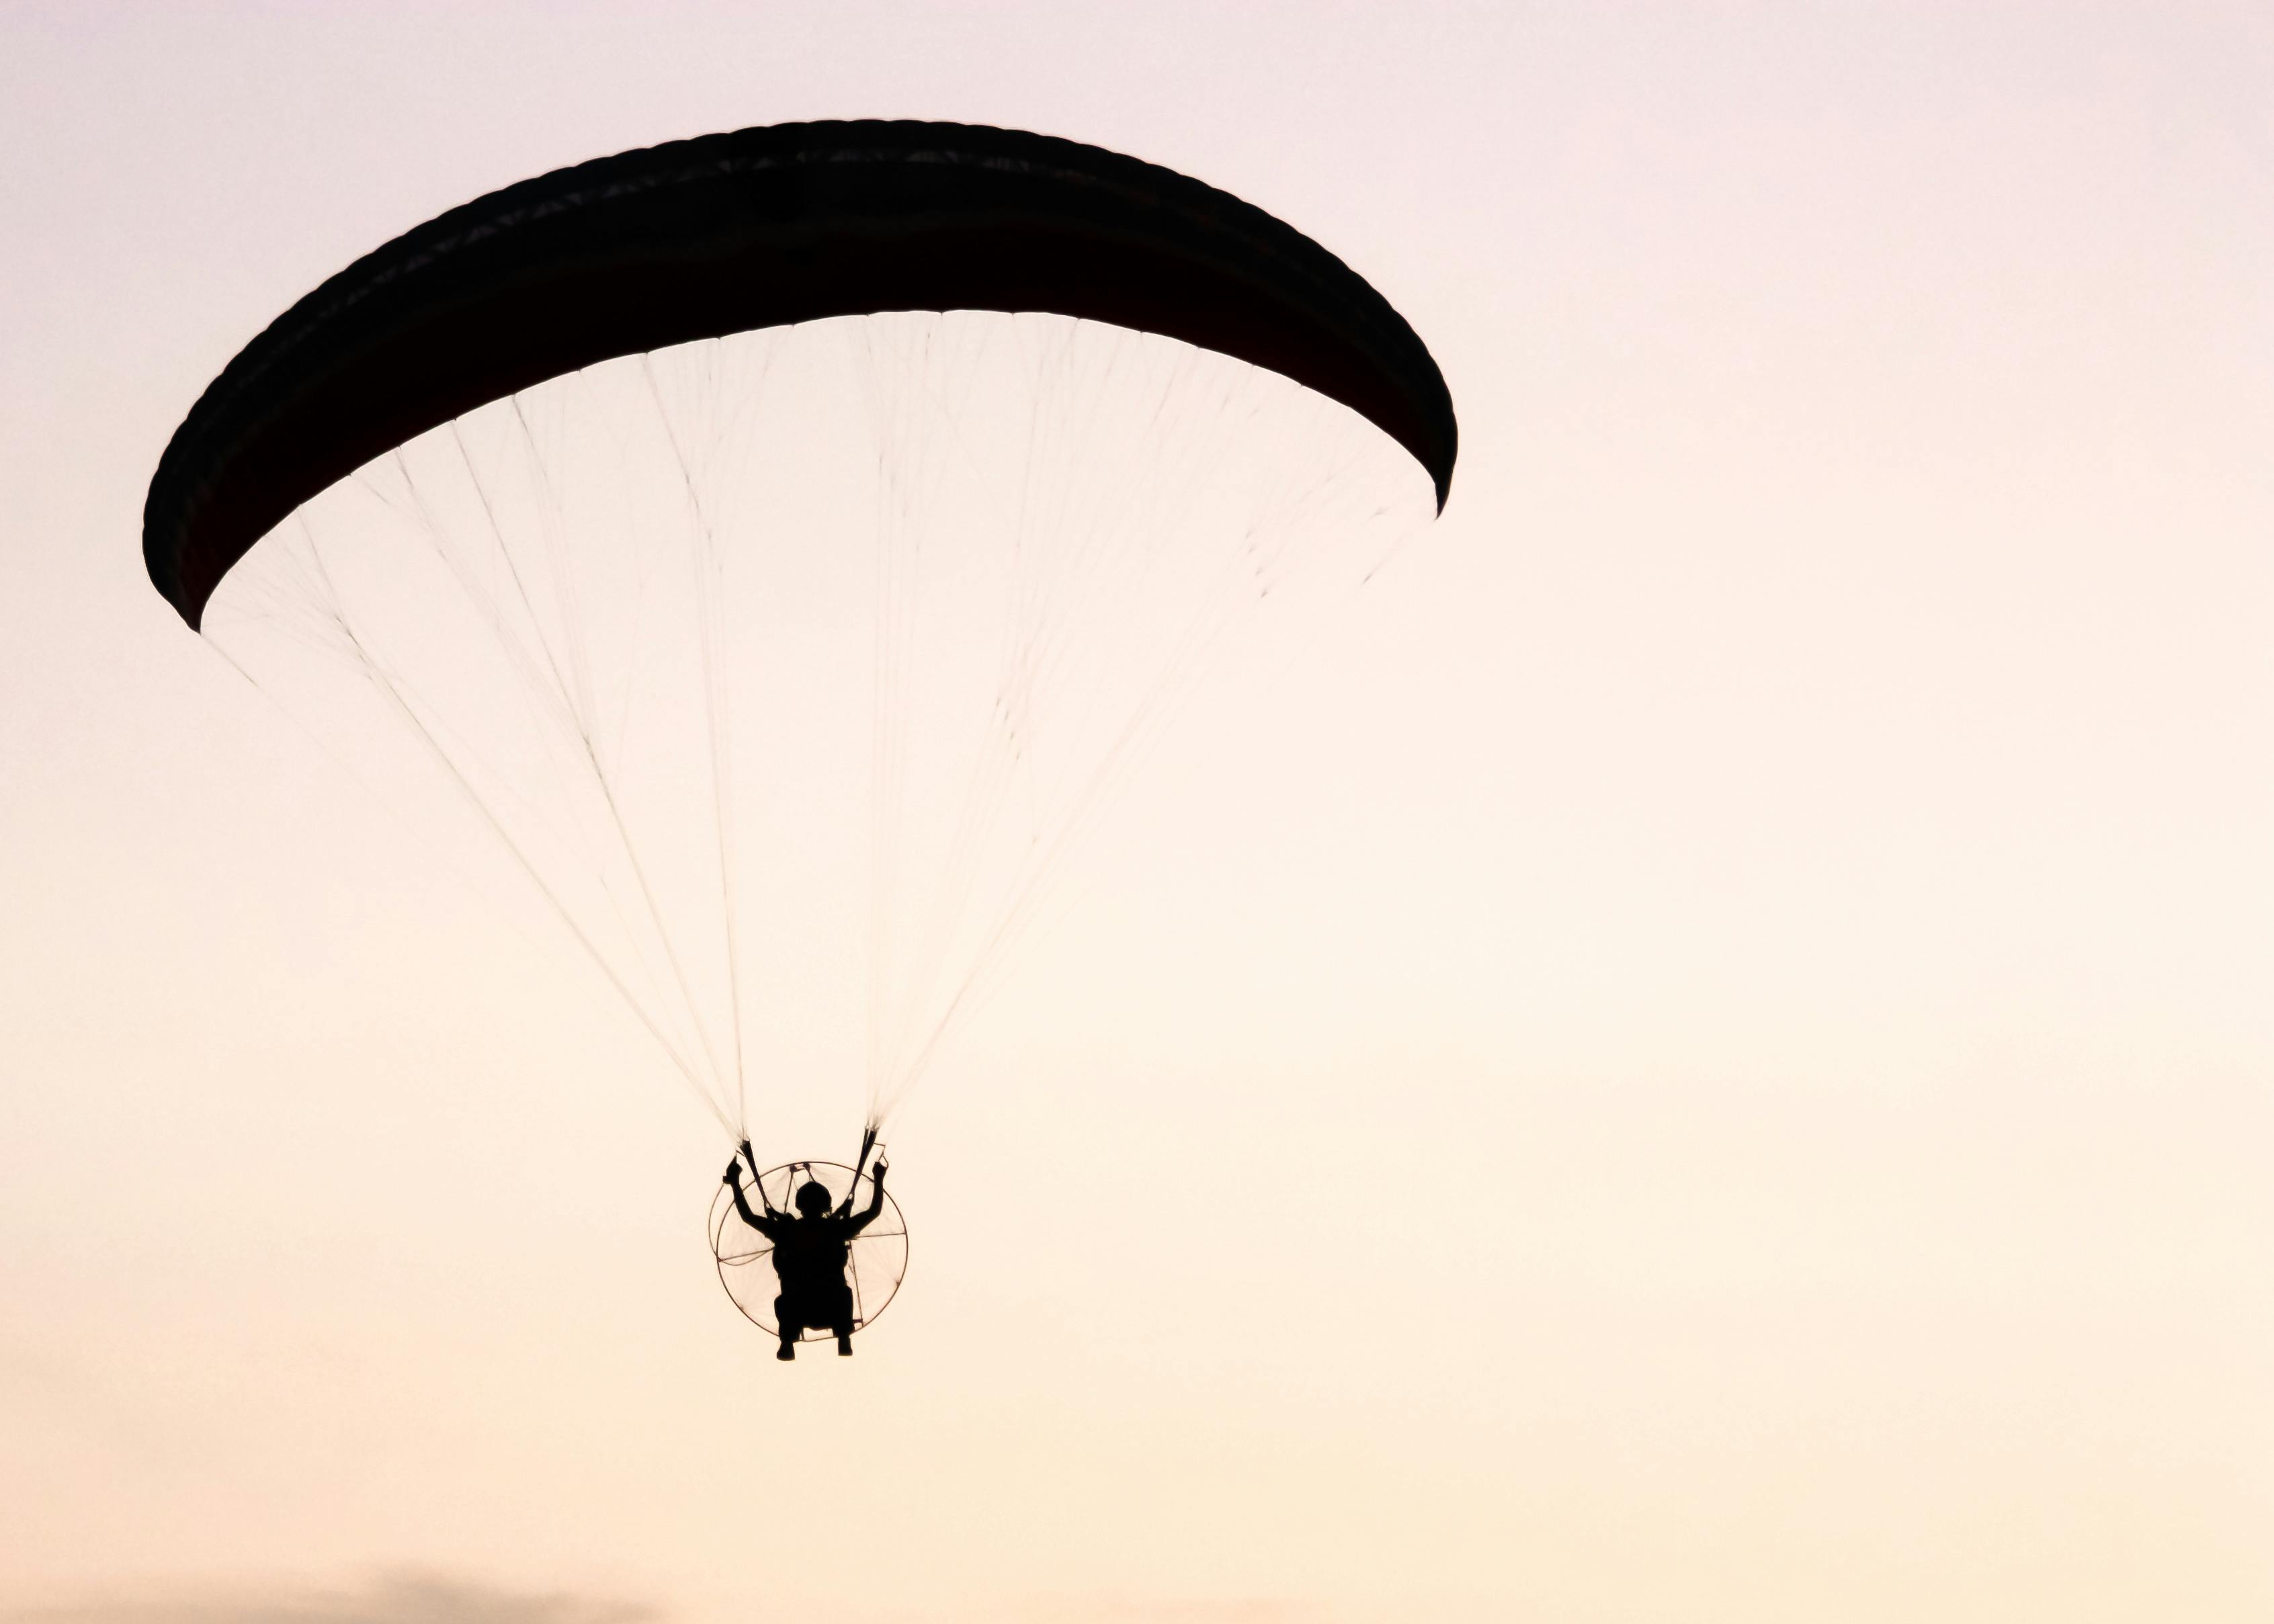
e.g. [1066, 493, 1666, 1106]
[144, 119, 1457, 628]
[151, 116, 1458, 1197]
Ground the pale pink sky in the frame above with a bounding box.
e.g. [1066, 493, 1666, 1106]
[3, 5, 2271, 1622]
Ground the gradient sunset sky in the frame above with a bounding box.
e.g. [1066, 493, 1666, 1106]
[3, 5, 2269, 1621]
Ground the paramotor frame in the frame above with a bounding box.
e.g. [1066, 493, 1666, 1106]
[708, 1160, 909, 1341]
